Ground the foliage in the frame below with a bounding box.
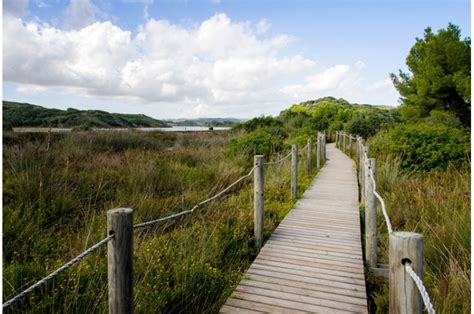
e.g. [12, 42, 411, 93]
[391, 24, 471, 125]
[344, 108, 401, 138]
[369, 159, 470, 313]
[3, 101, 168, 128]
[227, 127, 287, 159]
[369, 122, 469, 172]
[232, 116, 284, 133]
[279, 97, 399, 138]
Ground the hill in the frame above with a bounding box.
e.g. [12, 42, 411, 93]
[3, 101, 169, 128]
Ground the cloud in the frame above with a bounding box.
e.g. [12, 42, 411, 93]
[3, 0, 29, 17]
[16, 84, 48, 94]
[64, 0, 100, 29]
[3, 12, 394, 117]
[256, 18, 271, 34]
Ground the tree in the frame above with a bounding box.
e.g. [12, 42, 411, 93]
[391, 23, 471, 126]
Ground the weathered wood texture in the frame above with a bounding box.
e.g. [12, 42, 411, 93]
[107, 208, 134, 314]
[254, 155, 265, 249]
[221, 143, 368, 313]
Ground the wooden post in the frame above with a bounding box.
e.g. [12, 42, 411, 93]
[343, 133, 346, 153]
[291, 145, 298, 199]
[107, 208, 134, 314]
[322, 133, 326, 161]
[316, 133, 321, 169]
[389, 232, 424, 314]
[307, 138, 313, 176]
[253, 155, 265, 248]
[365, 158, 377, 268]
[349, 135, 353, 158]
[361, 145, 369, 203]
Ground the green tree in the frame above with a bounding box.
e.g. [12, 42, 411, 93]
[391, 24, 471, 125]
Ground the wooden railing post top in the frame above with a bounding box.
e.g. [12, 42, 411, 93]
[291, 144, 298, 150]
[254, 155, 265, 159]
[391, 231, 423, 240]
[107, 208, 133, 216]
[307, 138, 313, 144]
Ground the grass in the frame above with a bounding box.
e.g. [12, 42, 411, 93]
[343, 142, 471, 313]
[3, 130, 320, 313]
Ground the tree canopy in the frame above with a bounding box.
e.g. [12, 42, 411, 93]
[391, 23, 471, 126]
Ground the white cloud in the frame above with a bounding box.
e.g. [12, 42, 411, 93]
[34, 0, 49, 8]
[64, 0, 99, 29]
[256, 19, 270, 34]
[366, 78, 393, 92]
[3, 12, 398, 117]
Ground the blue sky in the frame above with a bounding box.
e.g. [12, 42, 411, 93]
[2, 0, 471, 119]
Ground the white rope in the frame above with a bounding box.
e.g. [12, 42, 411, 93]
[134, 166, 257, 228]
[405, 263, 436, 314]
[265, 151, 292, 165]
[369, 168, 393, 234]
[3, 235, 114, 309]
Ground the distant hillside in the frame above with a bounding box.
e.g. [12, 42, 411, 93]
[163, 118, 241, 127]
[3, 101, 169, 128]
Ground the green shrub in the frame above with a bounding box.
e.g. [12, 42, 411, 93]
[370, 122, 469, 172]
[233, 116, 283, 133]
[227, 128, 287, 159]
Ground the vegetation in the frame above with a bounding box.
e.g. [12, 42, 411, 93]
[391, 23, 471, 126]
[3, 130, 317, 313]
[364, 158, 470, 313]
[3, 101, 169, 128]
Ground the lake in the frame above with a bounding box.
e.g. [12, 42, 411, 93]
[12, 126, 231, 133]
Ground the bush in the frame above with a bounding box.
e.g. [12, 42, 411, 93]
[233, 116, 283, 133]
[227, 128, 287, 159]
[370, 122, 470, 172]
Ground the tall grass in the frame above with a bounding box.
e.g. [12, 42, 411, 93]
[369, 157, 470, 313]
[3, 130, 317, 313]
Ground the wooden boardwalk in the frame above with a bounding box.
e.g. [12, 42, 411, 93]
[221, 143, 368, 313]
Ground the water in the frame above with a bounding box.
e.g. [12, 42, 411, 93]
[13, 126, 231, 133]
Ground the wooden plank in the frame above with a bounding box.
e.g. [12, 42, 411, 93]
[232, 291, 352, 314]
[220, 305, 262, 313]
[260, 247, 363, 265]
[251, 260, 365, 285]
[264, 238, 361, 254]
[249, 264, 365, 289]
[258, 249, 363, 266]
[224, 298, 303, 313]
[253, 257, 365, 280]
[263, 242, 363, 260]
[245, 274, 368, 305]
[237, 282, 368, 312]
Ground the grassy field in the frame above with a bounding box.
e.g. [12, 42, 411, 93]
[3, 130, 317, 313]
[360, 155, 471, 313]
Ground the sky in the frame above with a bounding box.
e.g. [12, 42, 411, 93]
[2, 0, 471, 119]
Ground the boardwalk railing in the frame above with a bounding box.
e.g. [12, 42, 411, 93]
[335, 131, 435, 314]
[3, 133, 327, 313]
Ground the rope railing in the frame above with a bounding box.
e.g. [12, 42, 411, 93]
[264, 151, 292, 165]
[134, 166, 257, 229]
[405, 263, 436, 314]
[3, 234, 114, 309]
[336, 130, 435, 314]
[368, 165, 393, 234]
